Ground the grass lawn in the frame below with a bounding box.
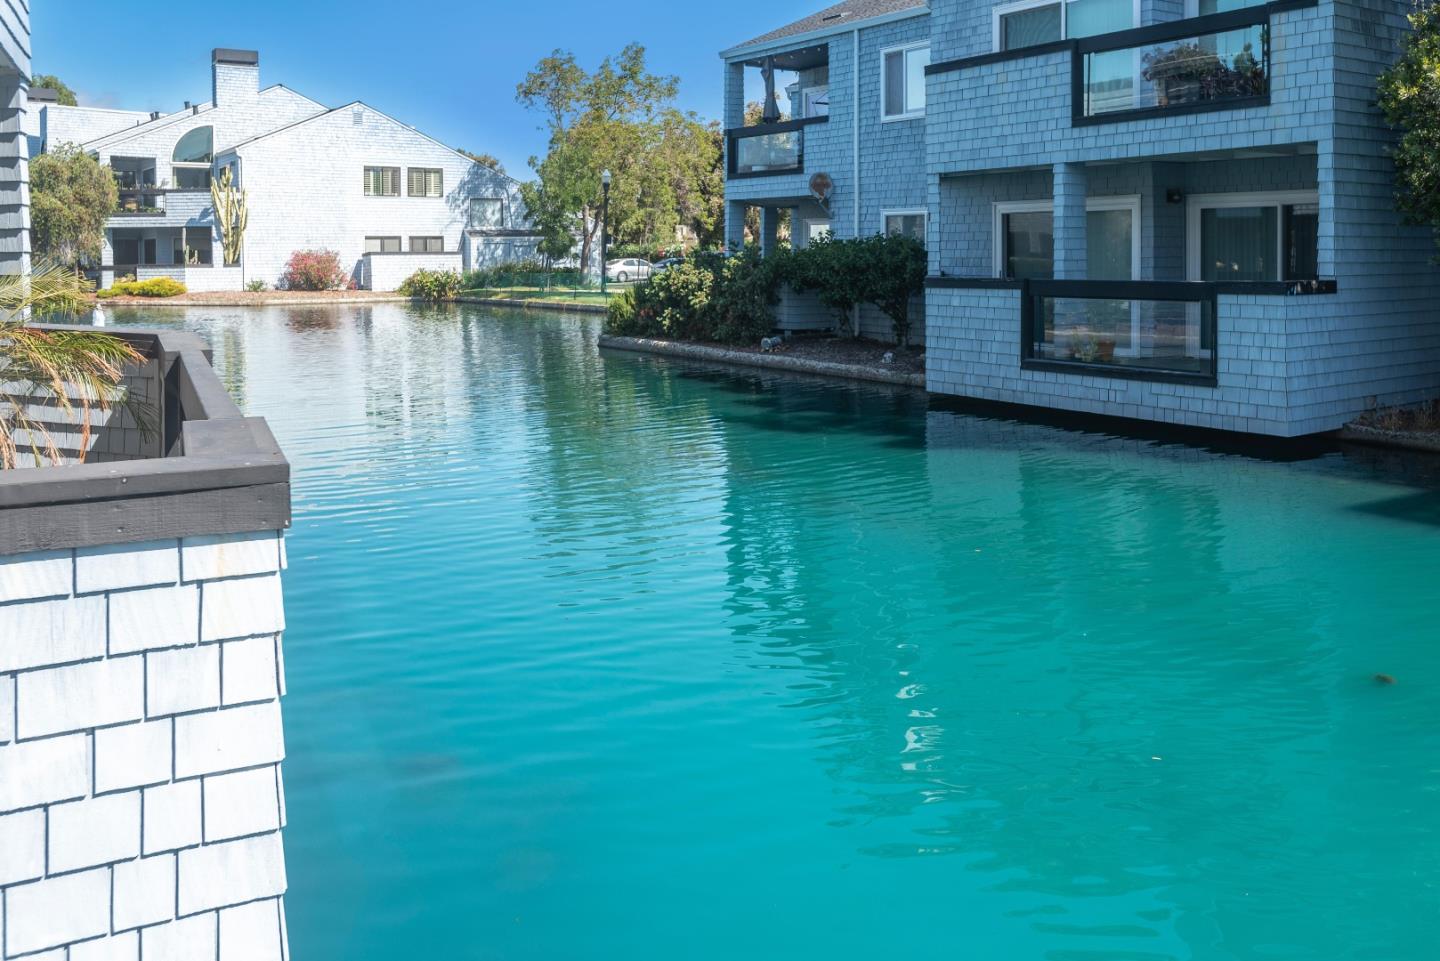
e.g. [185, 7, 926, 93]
[459, 286, 622, 305]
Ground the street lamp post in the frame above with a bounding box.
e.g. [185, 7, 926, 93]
[600, 169, 612, 298]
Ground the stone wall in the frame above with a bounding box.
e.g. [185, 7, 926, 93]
[0, 531, 290, 960]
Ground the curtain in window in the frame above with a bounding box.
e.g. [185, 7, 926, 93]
[1002, 4, 1062, 50]
[1200, 206, 1276, 281]
[884, 50, 906, 115]
[1005, 211, 1055, 279]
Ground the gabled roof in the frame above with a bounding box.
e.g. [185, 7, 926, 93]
[221, 101, 525, 186]
[82, 84, 325, 153]
[730, 0, 926, 52]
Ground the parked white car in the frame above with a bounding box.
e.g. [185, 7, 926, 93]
[606, 258, 653, 283]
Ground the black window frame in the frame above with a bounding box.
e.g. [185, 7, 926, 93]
[364, 235, 402, 254]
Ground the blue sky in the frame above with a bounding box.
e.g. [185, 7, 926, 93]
[34, 0, 817, 177]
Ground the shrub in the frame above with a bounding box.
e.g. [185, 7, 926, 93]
[245, 279, 267, 292]
[1378, 0, 1440, 258]
[602, 246, 783, 345]
[279, 249, 348, 291]
[605, 286, 652, 336]
[711, 248, 785, 345]
[95, 277, 187, 299]
[399, 268, 462, 302]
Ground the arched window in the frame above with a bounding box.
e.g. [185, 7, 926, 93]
[173, 126, 213, 165]
[172, 126, 214, 189]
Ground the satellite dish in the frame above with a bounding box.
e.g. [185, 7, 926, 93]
[809, 173, 833, 211]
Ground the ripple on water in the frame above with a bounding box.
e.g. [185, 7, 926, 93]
[102, 303, 1440, 961]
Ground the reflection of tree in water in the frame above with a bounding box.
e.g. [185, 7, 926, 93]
[700, 404, 1440, 955]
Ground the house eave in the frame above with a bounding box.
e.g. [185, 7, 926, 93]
[719, 6, 928, 61]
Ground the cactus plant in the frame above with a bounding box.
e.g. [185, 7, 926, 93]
[209, 166, 248, 266]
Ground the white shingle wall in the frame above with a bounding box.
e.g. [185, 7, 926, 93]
[90, 85, 325, 188]
[233, 106, 529, 289]
[0, 531, 290, 961]
[32, 105, 154, 153]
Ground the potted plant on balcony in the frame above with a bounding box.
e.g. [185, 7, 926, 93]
[0, 264, 149, 468]
[1142, 42, 1220, 106]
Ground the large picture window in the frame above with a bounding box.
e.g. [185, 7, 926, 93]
[1186, 192, 1319, 282]
[364, 166, 401, 197]
[408, 168, 443, 198]
[994, 0, 1136, 51]
[883, 210, 926, 243]
[881, 43, 929, 120]
[469, 197, 504, 229]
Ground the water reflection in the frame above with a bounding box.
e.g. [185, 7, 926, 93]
[101, 303, 1440, 961]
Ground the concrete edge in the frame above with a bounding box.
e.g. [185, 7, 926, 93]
[99, 296, 417, 307]
[455, 296, 608, 314]
[1339, 423, 1440, 454]
[597, 335, 927, 389]
[0, 327, 292, 555]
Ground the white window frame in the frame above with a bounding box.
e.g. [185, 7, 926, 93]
[803, 219, 833, 244]
[1183, 0, 1261, 16]
[881, 208, 928, 242]
[992, 195, 1141, 280]
[1184, 190, 1320, 282]
[802, 85, 830, 118]
[992, 0, 1142, 52]
[880, 41, 930, 122]
[469, 196, 506, 230]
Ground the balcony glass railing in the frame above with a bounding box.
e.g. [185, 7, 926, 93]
[1023, 280, 1217, 382]
[1076, 7, 1271, 122]
[116, 187, 165, 215]
[726, 117, 824, 178]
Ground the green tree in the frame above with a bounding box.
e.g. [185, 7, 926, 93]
[30, 145, 118, 265]
[31, 74, 77, 106]
[1378, 0, 1440, 257]
[457, 149, 506, 175]
[520, 44, 717, 270]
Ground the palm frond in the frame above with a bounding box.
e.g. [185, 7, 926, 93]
[0, 262, 152, 469]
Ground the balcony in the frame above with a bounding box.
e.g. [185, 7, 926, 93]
[1074, 7, 1272, 124]
[726, 117, 826, 178]
[115, 187, 167, 216]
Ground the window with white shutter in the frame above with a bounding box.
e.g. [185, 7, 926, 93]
[364, 166, 400, 197]
[408, 168, 443, 198]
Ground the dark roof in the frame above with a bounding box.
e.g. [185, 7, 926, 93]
[734, 0, 925, 50]
[212, 48, 259, 65]
[29, 88, 59, 103]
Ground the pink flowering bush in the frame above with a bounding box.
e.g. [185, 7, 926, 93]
[279, 249, 349, 291]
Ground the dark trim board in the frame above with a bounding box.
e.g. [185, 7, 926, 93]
[0, 327, 291, 556]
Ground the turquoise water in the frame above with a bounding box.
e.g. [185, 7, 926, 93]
[111, 304, 1440, 960]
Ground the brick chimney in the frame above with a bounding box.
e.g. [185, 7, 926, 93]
[212, 48, 260, 107]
